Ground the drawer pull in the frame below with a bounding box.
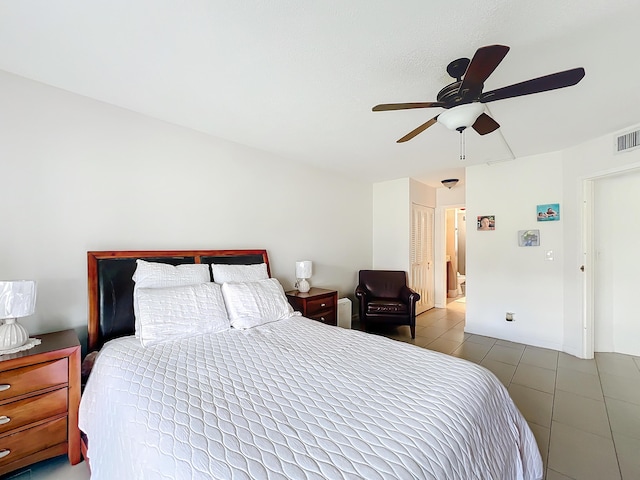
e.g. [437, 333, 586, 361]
[0, 385, 9, 392]
[320, 303, 326, 307]
[0, 416, 9, 425]
[320, 317, 325, 321]
[0, 449, 10, 459]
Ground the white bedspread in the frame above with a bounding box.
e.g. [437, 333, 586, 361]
[79, 317, 543, 480]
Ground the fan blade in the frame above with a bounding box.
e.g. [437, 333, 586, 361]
[397, 116, 439, 143]
[458, 45, 510, 99]
[373, 102, 444, 112]
[481, 67, 585, 103]
[472, 113, 500, 135]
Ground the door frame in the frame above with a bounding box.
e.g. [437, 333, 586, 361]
[435, 203, 465, 308]
[581, 161, 640, 358]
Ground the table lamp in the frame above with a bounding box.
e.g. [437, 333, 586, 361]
[295, 261, 312, 293]
[0, 281, 37, 351]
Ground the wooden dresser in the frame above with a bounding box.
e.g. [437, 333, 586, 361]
[0, 329, 81, 476]
[286, 288, 338, 326]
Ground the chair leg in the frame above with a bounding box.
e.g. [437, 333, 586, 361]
[410, 323, 415, 339]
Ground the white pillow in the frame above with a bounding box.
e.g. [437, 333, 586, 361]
[132, 260, 211, 337]
[136, 282, 229, 347]
[211, 263, 268, 284]
[221, 278, 295, 329]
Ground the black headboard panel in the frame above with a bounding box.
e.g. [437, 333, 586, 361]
[87, 250, 270, 351]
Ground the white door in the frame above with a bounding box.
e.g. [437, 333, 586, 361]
[592, 170, 640, 356]
[411, 203, 435, 313]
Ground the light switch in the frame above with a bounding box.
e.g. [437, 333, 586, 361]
[545, 250, 554, 261]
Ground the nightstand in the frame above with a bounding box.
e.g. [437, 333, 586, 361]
[0, 329, 81, 476]
[286, 288, 338, 326]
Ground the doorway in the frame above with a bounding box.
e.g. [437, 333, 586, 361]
[583, 165, 640, 357]
[445, 207, 466, 300]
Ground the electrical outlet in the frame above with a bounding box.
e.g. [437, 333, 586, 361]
[506, 312, 515, 321]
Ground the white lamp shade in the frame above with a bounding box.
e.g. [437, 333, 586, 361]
[295, 261, 312, 279]
[0, 281, 37, 319]
[437, 103, 484, 130]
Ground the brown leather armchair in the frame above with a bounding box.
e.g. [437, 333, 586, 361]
[355, 270, 420, 339]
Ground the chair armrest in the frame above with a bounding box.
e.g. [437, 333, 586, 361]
[400, 285, 420, 304]
[355, 285, 368, 299]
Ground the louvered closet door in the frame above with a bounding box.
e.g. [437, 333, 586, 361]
[411, 203, 435, 314]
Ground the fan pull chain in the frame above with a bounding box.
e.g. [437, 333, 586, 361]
[459, 129, 466, 161]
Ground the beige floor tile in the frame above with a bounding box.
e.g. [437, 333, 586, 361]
[528, 422, 550, 467]
[548, 421, 620, 480]
[613, 432, 640, 480]
[511, 363, 557, 394]
[480, 358, 517, 386]
[416, 315, 440, 327]
[451, 341, 492, 363]
[432, 317, 464, 330]
[521, 346, 559, 370]
[495, 339, 526, 351]
[465, 334, 497, 346]
[417, 325, 450, 339]
[556, 367, 604, 400]
[439, 328, 470, 343]
[414, 335, 440, 348]
[508, 384, 554, 428]
[546, 468, 575, 480]
[600, 373, 640, 405]
[425, 337, 462, 355]
[596, 352, 640, 378]
[605, 397, 640, 440]
[553, 390, 611, 438]
[485, 344, 524, 365]
[558, 352, 598, 375]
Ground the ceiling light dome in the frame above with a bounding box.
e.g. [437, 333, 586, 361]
[441, 178, 459, 189]
[437, 103, 484, 131]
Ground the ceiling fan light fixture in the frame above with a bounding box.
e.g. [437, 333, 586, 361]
[441, 178, 459, 189]
[437, 103, 484, 131]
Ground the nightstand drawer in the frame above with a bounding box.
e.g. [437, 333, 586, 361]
[0, 359, 68, 402]
[306, 295, 336, 316]
[308, 310, 337, 326]
[0, 388, 67, 435]
[0, 416, 67, 467]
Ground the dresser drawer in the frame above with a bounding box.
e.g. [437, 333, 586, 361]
[0, 388, 67, 435]
[0, 416, 67, 467]
[306, 295, 336, 316]
[0, 359, 68, 402]
[308, 310, 337, 326]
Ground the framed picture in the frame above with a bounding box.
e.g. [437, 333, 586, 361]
[477, 215, 495, 231]
[518, 229, 540, 247]
[537, 203, 560, 221]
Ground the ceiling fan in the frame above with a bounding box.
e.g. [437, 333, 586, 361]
[373, 44, 585, 143]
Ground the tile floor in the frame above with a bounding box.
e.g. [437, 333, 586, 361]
[5, 297, 640, 480]
[362, 297, 640, 480]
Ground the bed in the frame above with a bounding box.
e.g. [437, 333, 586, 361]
[79, 249, 543, 480]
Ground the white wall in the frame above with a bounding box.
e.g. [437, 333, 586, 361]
[372, 178, 436, 272]
[466, 125, 640, 355]
[466, 153, 565, 350]
[372, 178, 410, 270]
[0, 71, 373, 346]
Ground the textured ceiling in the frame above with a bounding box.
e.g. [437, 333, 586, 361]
[1, 1, 638, 187]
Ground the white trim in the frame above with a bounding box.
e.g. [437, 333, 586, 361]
[581, 179, 594, 359]
[580, 160, 640, 358]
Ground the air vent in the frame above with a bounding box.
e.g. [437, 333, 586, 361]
[615, 129, 640, 153]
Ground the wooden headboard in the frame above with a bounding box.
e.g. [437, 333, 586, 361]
[87, 249, 270, 351]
